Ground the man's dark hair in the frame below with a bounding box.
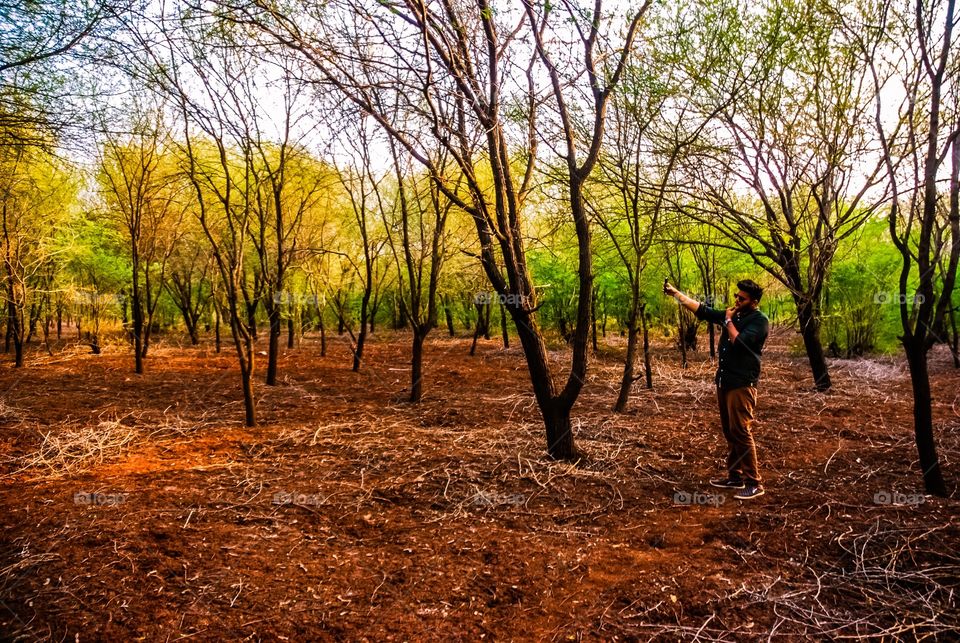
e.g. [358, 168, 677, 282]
[737, 279, 763, 302]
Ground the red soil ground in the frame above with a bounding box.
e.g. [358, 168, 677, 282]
[0, 328, 957, 641]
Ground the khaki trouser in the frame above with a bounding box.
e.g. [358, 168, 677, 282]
[717, 386, 761, 485]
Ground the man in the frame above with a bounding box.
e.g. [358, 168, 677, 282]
[663, 279, 770, 500]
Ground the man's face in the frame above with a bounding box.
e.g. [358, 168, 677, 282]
[733, 290, 754, 311]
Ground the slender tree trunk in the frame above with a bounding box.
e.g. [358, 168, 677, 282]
[904, 342, 947, 495]
[354, 288, 370, 372]
[266, 302, 280, 385]
[8, 300, 22, 367]
[4, 309, 11, 353]
[642, 306, 652, 389]
[238, 340, 256, 426]
[614, 319, 638, 412]
[796, 297, 832, 391]
[410, 329, 426, 403]
[246, 299, 258, 340]
[469, 303, 488, 356]
[591, 287, 599, 353]
[132, 275, 144, 374]
[318, 307, 327, 357]
[444, 297, 455, 336]
[214, 305, 221, 353]
[287, 315, 295, 349]
[677, 301, 688, 369]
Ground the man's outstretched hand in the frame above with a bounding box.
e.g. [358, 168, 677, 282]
[663, 281, 679, 298]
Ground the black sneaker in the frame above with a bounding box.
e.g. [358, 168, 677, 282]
[710, 478, 745, 489]
[734, 485, 765, 500]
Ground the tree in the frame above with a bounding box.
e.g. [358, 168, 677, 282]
[97, 104, 185, 373]
[0, 144, 75, 366]
[863, 0, 959, 495]
[335, 118, 391, 372]
[228, 0, 650, 459]
[1, 0, 125, 146]
[380, 141, 459, 401]
[673, 0, 888, 391]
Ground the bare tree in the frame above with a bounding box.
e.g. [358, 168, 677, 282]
[378, 139, 458, 402]
[673, 0, 888, 391]
[862, 0, 959, 495]
[98, 104, 184, 372]
[225, 0, 650, 459]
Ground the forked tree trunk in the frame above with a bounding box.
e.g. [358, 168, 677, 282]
[511, 310, 577, 460]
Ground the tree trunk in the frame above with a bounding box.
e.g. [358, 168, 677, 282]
[239, 353, 256, 427]
[614, 320, 638, 412]
[642, 306, 652, 389]
[542, 400, 575, 461]
[246, 300, 258, 340]
[511, 311, 577, 460]
[410, 329, 426, 403]
[266, 302, 280, 385]
[444, 298, 455, 336]
[904, 342, 947, 495]
[287, 316, 295, 349]
[354, 289, 370, 372]
[318, 308, 327, 357]
[132, 289, 144, 374]
[796, 297, 832, 391]
[214, 306, 221, 353]
[469, 303, 488, 356]
[9, 300, 22, 368]
[590, 287, 599, 353]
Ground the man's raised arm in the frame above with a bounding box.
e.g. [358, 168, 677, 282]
[663, 281, 701, 314]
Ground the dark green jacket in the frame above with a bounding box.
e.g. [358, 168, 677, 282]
[695, 303, 769, 389]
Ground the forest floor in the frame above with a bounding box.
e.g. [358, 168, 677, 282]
[0, 327, 958, 641]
